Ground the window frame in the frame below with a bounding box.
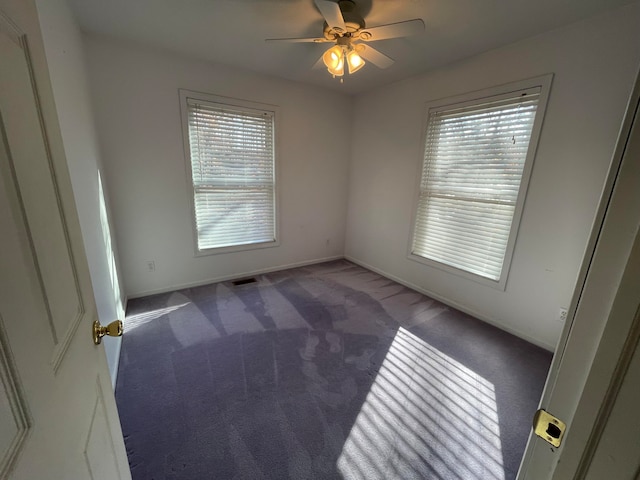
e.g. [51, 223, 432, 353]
[179, 89, 280, 256]
[408, 75, 553, 290]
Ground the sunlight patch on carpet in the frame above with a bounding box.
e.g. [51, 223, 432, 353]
[167, 292, 221, 346]
[338, 327, 505, 480]
[124, 303, 189, 331]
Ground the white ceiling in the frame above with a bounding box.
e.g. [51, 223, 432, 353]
[67, 0, 636, 94]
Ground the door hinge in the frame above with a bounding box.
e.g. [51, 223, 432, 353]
[533, 409, 566, 448]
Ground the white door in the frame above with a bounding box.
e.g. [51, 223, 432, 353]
[582, 304, 640, 478]
[0, 4, 130, 479]
[519, 69, 640, 478]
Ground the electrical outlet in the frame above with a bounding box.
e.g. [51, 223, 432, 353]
[557, 308, 568, 322]
[146, 260, 156, 272]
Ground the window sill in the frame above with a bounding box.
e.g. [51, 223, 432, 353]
[195, 239, 280, 257]
[407, 252, 508, 291]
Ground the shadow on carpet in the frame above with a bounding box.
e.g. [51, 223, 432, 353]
[116, 260, 552, 480]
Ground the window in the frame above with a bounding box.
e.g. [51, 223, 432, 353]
[410, 77, 551, 288]
[180, 91, 277, 254]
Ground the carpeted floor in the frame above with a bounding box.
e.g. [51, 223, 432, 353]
[116, 260, 552, 480]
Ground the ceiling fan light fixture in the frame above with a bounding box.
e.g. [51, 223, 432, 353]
[328, 61, 344, 76]
[266, 0, 426, 79]
[326, 56, 345, 76]
[323, 45, 345, 76]
[346, 48, 365, 74]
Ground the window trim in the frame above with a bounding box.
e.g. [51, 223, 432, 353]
[408, 75, 553, 290]
[179, 89, 280, 257]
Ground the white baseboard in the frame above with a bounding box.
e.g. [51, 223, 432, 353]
[124, 252, 554, 352]
[126, 255, 345, 300]
[345, 255, 556, 352]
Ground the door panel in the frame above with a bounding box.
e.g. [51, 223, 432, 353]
[84, 380, 124, 480]
[0, 316, 30, 477]
[0, 13, 82, 369]
[0, 3, 129, 479]
[0, 89, 37, 479]
[585, 329, 640, 479]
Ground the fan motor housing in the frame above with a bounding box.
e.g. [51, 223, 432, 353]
[323, 0, 365, 39]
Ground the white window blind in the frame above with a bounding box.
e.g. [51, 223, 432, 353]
[186, 98, 276, 251]
[412, 88, 541, 282]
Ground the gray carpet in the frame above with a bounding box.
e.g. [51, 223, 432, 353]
[116, 260, 552, 480]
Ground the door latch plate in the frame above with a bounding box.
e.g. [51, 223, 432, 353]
[533, 409, 566, 447]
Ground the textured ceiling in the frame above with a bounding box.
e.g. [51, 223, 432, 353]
[67, 0, 637, 94]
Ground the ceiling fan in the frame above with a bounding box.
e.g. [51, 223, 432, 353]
[266, 0, 425, 79]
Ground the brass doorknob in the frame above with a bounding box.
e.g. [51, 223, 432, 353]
[93, 320, 123, 345]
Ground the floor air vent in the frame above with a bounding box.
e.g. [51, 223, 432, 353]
[231, 277, 257, 286]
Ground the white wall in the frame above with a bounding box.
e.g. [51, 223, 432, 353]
[35, 0, 126, 385]
[345, 3, 640, 350]
[84, 36, 352, 298]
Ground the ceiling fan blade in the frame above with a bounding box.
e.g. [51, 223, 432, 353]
[357, 44, 394, 69]
[359, 19, 425, 41]
[265, 37, 327, 43]
[312, 53, 326, 70]
[314, 0, 346, 32]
